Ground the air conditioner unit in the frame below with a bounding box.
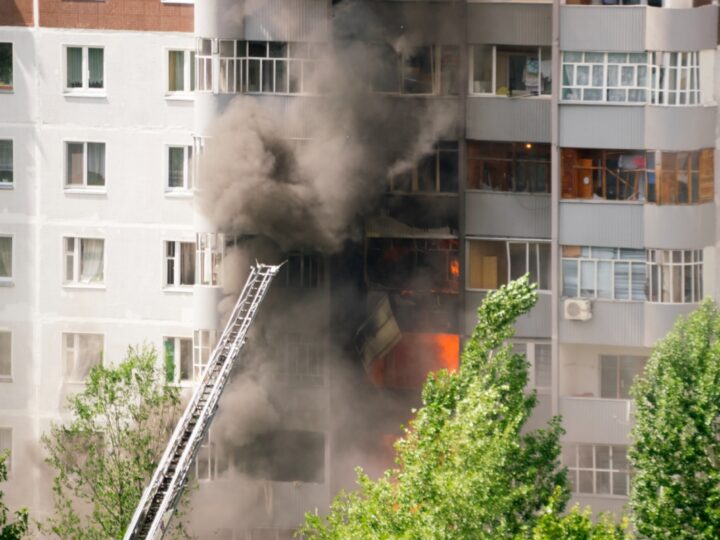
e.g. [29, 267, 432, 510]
[564, 298, 592, 321]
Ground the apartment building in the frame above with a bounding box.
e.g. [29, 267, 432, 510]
[1, 0, 718, 536]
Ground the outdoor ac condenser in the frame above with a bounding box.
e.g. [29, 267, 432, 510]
[563, 298, 592, 321]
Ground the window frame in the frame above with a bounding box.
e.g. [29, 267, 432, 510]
[63, 45, 105, 95]
[388, 142, 459, 194]
[0, 42, 13, 92]
[0, 329, 11, 381]
[163, 336, 193, 385]
[166, 49, 195, 97]
[467, 141, 552, 193]
[647, 249, 703, 304]
[0, 139, 13, 188]
[0, 234, 13, 283]
[165, 145, 193, 193]
[512, 340, 551, 394]
[163, 240, 196, 289]
[466, 238, 551, 292]
[63, 236, 106, 287]
[192, 329, 217, 381]
[64, 141, 106, 191]
[276, 251, 324, 289]
[599, 354, 647, 400]
[62, 332, 105, 384]
[563, 443, 632, 497]
[0, 427, 12, 473]
[469, 44, 552, 98]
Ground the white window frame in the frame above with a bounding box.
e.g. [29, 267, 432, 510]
[563, 443, 631, 498]
[192, 329, 217, 381]
[163, 336, 193, 385]
[0, 41, 13, 92]
[195, 428, 223, 482]
[196, 233, 223, 286]
[195, 38, 213, 93]
[166, 49, 195, 97]
[64, 141, 106, 190]
[561, 246, 646, 301]
[62, 332, 104, 384]
[469, 44, 551, 98]
[512, 340, 551, 394]
[0, 234, 13, 283]
[0, 139, 13, 188]
[0, 330, 11, 381]
[647, 249, 703, 304]
[599, 354, 647, 400]
[165, 145, 193, 193]
[163, 240, 196, 289]
[63, 236, 106, 286]
[0, 427, 12, 472]
[63, 45, 105, 95]
[466, 238, 551, 292]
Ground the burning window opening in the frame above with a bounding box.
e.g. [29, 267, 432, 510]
[388, 141, 459, 194]
[370, 44, 460, 96]
[276, 252, 324, 289]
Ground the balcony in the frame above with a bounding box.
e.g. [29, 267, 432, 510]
[467, 291, 551, 338]
[560, 397, 634, 445]
[467, 97, 551, 143]
[467, 191, 550, 239]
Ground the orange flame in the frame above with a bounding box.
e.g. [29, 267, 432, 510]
[450, 258, 460, 279]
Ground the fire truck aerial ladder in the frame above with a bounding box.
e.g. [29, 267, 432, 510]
[124, 263, 281, 540]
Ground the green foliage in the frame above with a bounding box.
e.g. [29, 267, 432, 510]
[629, 299, 720, 539]
[532, 487, 628, 540]
[42, 345, 184, 539]
[300, 276, 569, 539]
[0, 452, 29, 539]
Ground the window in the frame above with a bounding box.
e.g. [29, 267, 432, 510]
[0, 331, 10, 380]
[372, 44, 459, 96]
[63, 333, 103, 382]
[563, 444, 631, 496]
[193, 330, 217, 381]
[166, 146, 193, 191]
[0, 140, 12, 186]
[648, 249, 703, 304]
[164, 241, 196, 287]
[277, 252, 324, 289]
[471, 45, 551, 97]
[600, 355, 646, 399]
[65, 142, 105, 188]
[167, 50, 195, 94]
[163, 337, 192, 383]
[195, 429, 226, 481]
[276, 337, 324, 387]
[0, 236, 11, 280]
[513, 341, 551, 393]
[468, 141, 551, 193]
[195, 39, 213, 92]
[0, 43, 12, 90]
[389, 142, 458, 193]
[65, 46, 104, 92]
[562, 246, 646, 301]
[561, 148, 713, 204]
[197, 233, 223, 286]
[64, 237, 105, 285]
[0, 428, 11, 471]
[467, 239, 550, 291]
[562, 51, 702, 105]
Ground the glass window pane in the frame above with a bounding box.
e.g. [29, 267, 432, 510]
[472, 45, 493, 93]
[509, 243, 527, 282]
[631, 263, 647, 301]
[600, 356, 618, 399]
[534, 344, 551, 388]
[579, 445, 593, 468]
[562, 259, 578, 297]
[88, 48, 104, 89]
[80, 239, 104, 283]
[180, 242, 196, 285]
[597, 261, 613, 299]
[66, 143, 84, 185]
[168, 51, 184, 92]
[0, 43, 12, 88]
[615, 262, 630, 300]
[262, 59, 273, 92]
[579, 260, 595, 297]
[0, 140, 13, 184]
[86, 143, 105, 186]
[0, 332, 10, 377]
[578, 470, 594, 493]
[613, 472, 628, 495]
[0, 237, 11, 279]
[168, 147, 184, 188]
[576, 66, 589, 86]
[66, 47, 82, 88]
[247, 59, 260, 92]
[591, 65, 604, 86]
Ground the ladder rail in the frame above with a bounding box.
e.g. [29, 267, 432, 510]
[123, 264, 280, 540]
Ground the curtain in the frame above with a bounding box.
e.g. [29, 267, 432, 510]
[0, 332, 9, 377]
[168, 51, 184, 91]
[0, 237, 11, 278]
[80, 239, 104, 283]
[180, 242, 195, 285]
[76, 334, 103, 380]
[0, 140, 12, 183]
[180, 339, 192, 381]
[168, 147, 184, 188]
[66, 143, 84, 186]
[88, 48, 104, 88]
[87, 143, 105, 186]
[67, 47, 82, 88]
[0, 43, 12, 88]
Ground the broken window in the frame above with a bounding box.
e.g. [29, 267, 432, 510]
[600, 355, 647, 399]
[563, 444, 631, 496]
[647, 249, 703, 304]
[562, 246, 646, 301]
[389, 142, 458, 193]
[276, 252, 323, 289]
[467, 239, 550, 291]
[471, 45, 551, 97]
[192, 329, 217, 381]
[366, 238, 460, 293]
[561, 148, 713, 204]
[468, 141, 550, 192]
[63, 333, 103, 383]
[164, 241, 196, 287]
[163, 336, 192, 384]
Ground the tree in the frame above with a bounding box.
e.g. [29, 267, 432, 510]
[0, 452, 29, 539]
[300, 276, 568, 539]
[42, 345, 184, 539]
[630, 300, 720, 539]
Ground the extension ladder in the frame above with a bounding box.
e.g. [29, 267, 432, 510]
[124, 263, 281, 540]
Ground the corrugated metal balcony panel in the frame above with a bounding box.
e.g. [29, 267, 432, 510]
[559, 105, 645, 149]
[560, 398, 633, 446]
[244, 0, 329, 41]
[524, 393, 553, 433]
[559, 301, 645, 347]
[646, 5, 718, 52]
[467, 3, 552, 46]
[467, 97, 551, 143]
[560, 6, 645, 53]
[465, 192, 551, 239]
[466, 291, 551, 338]
[644, 106, 717, 151]
[559, 201, 644, 249]
[644, 203, 715, 250]
[644, 302, 696, 347]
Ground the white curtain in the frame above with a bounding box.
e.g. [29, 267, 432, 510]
[80, 239, 104, 283]
[76, 334, 103, 380]
[67, 47, 82, 88]
[0, 140, 12, 183]
[180, 242, 195, 285]
[87, 143, 105, 186]
[0, 237, 11, 278]
[88, 48, 104, 88]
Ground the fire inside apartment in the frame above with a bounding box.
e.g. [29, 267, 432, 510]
[1, 0, 719, 537]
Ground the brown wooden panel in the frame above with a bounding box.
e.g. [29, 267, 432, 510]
[0, 0, 34, 26]
[561, 148, 578, 199]
[39, 0, 192, 32]
[699, 148, 714, 203]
